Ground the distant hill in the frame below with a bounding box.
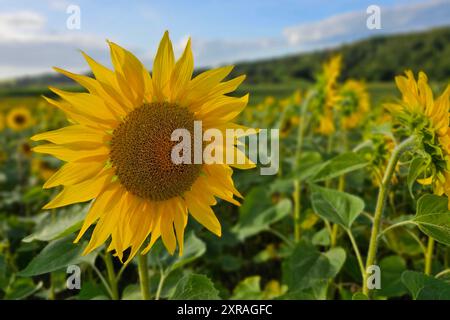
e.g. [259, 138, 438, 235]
[229, 27, 450, 84]
[1, 27, 449, 94]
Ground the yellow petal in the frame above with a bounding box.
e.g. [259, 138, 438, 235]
[75, 182, 121, 243]
[43, 169, 114, 209]
[160, 202, 176, 255]
[184, 188, 221, 236]
[49, 87, 119, 124]
[31, 125, 109, 145]
[33, 143, 109, 162]
[170, 38, 193, 102]
[43, 158, 106, 189]
[152, 31, 175, 101]
[172, 198, 188, 256]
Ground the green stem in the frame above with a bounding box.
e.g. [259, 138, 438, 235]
[292, 92, 313, 242]
[435, 268, 450, 278]
[293, 180, 301, 242]
[424, 237, 435, 275]
[377, 220, 416, 239]
[104, 253, 119, 300]
[138, 254, 150, 300]
[346, 229, 365, 280]
[363, 135, 418, 296]
[155, 269, 166, 300]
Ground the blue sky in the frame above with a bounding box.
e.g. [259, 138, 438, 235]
[0, 0, 449, 79]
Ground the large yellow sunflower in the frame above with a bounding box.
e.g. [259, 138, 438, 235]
[7, 107, 33, 131]
[32, 32, 254, 262]
[387, 71, 450, 205]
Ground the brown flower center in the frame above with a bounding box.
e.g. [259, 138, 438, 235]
[110, 102, 201, 201]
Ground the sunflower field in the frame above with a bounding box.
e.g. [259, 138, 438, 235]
[0, 31, 449, 302]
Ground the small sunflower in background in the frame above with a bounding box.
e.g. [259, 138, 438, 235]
[313, 55, 342, 135]
[338, 80, 369, 130]
[0, 113, 5, 131]
[7, 107, 33, 131]
[32, 32, 254, 262]
[387, 71, 450, 205]
[31, 157, 57, 181]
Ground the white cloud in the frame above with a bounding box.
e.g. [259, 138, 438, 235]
[283, 0, 450, 49]
[0, 11, 108, 79]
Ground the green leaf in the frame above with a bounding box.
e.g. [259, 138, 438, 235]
[23, 206, 86, 243]
[310, 185, 365, 229]
[352, 292, 368, 300]
[401, 271, 450, 300]
[375, 255, 407, 298]
[233, 187, 292, 240]
[293, 152, 325, 181]
[407, 157, 427, 198]
[18, 236, 97, 277]
[4, 278, 43, 300]
[231, 276, 263, 300]
[311, 152, 368, 182]
[282, 242, 346, 297]
[169, 274, 220, 300]
[147, 231, 206, 272]
[414, 194, 450, 245]
[312, 228, 330, 246]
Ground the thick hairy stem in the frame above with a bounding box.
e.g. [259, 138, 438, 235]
[424, 237, 435, 275]
[138, 254, 151, 300]
[363, 135, 418, 296]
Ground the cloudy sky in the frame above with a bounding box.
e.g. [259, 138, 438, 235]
[0, 0, 449, 79]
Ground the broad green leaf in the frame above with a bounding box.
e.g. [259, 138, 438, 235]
[169, 274, 220, 300]
[18, 236, 97, 277]
[77, 281, 108, 300]
[233, 187, 292, 240]
[414, 194, 450, 245]
[4, 278, 43, 300]
[122, 285, 142, 300]
[312, 228, 331, 246]
[293, 151, 325, 181]
[282, 242, 346, 297]
[147, 231, 206, 272]
[401, 271, 450, 300]
[23, 206, 86, 243]
[231, 276, 263, 300]
[375, 255, 407, 298]
[352, 292, 368, 300]
[310, 185, 365, 229]
[311, 152, 368, 182]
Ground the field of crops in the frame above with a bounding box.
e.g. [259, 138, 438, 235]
[0, 48, 449, 302]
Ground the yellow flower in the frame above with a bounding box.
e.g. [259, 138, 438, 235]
[316, 114, 335, 135]
[0, 113, 5, 131]
[388, 71, 450, 205]
[338, 80, 369, 130]
[313, 55, 342, 136]
[322, 55, 342, 110]
[6, 107, 32, 131]
[31, 157, 57, 181]
[32, 32, 254, 262]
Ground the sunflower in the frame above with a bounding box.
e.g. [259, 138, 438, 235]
[338, 80, 369, 130]
[0, 113, 5, 131]
[387, 71, 450, 205]
[32, 32, 254, 262]
[31, 157, 57, 181]
[7, 107, 32, 131]
[314, 55, 342, 135]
